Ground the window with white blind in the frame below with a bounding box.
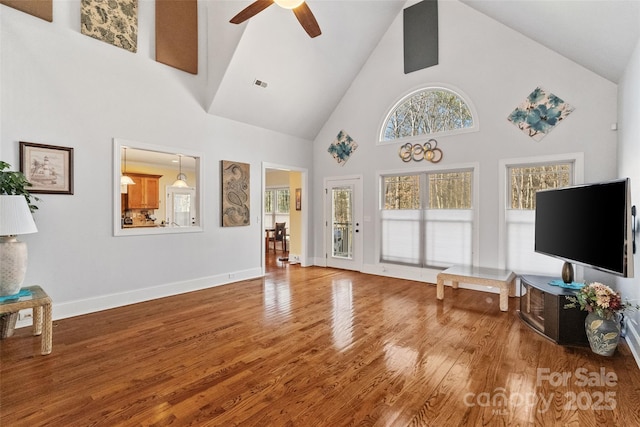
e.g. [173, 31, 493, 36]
[380, 170, 474, 268]
[504, 161, 575, 274]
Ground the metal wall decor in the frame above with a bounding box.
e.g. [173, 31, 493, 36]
[399, 139, 442, 163]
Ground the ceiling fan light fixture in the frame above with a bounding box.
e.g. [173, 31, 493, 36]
[230, 0, 320, 38]
[274, 0, 304, 10]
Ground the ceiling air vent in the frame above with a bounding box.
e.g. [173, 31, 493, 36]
[254, 79, 268, 88]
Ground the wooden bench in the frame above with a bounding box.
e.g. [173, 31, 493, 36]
[436, 265, 516, 312]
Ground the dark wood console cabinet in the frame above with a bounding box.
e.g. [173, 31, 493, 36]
[519, 274, 588, 346]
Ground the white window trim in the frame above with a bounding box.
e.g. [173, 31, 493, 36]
[377, 83, 479, 146]
[375, 162, 480, 269]
[497, 152, 584, 271]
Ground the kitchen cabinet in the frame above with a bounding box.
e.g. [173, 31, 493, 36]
[126, 173, 162, 209]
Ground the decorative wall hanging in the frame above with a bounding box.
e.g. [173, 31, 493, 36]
[19, 141, 74, 194]
[508, 87, 574, 141]
[221, 160, 250, 227]
[399, 139, 442, 163]
[403, 0, 438, 74]
[295, 188, 302, 211]
[0, 0, 53, 22]
[328, 130, 358, 166]
[81, 0, 138, 53]
[156, 0, 198, 74]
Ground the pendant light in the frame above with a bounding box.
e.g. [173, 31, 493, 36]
[172, 154, 189, 188]
[121, 147, 135, 186]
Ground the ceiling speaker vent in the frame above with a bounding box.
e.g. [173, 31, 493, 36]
[254, 79, 268, 88]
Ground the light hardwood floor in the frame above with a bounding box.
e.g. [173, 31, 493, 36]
[2, 254, 639, 426]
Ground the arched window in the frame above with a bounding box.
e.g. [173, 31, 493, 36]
[380, 87, 476, 143]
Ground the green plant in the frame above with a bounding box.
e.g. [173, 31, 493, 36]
[0, 161, 39, 212]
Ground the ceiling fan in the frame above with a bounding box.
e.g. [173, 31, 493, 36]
[230, 0, 322, 38]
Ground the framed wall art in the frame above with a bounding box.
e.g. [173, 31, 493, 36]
[221, 160, 250, 227]
[328, 130, 358, 165]
[80, 0, 138, 53]
[295, 188, 302, 211]
[508, 87, 574, 141]
[20, 141, 74, 194]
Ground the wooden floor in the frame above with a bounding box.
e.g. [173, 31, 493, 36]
[2, 253, 640, 426]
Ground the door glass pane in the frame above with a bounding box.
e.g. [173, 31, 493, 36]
[332, 186, 353, 259]
[173, 193, 192, 226]
[166, 187, 195, 227]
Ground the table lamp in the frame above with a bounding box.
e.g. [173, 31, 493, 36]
[0, 195, 38, 296]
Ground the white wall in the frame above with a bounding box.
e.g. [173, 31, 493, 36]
[312, 0, 618, 282]
[617, 37, 640, 364]
[0, 2, 312, 319]
[2, 0, 632, 337]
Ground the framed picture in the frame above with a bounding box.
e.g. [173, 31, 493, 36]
[20, 141, 74, 194]
[221, 160, 250, 227]
[295, 188, 302, 211]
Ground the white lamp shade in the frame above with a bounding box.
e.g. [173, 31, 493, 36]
[0, 195, 37, 236]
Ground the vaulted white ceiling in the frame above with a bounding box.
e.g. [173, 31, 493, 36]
[460, 0, 640, 84]
[203, 0, 640, 140]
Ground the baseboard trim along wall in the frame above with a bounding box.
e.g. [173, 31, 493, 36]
[14, 267, 263, 329]
[624, 321, 640, 369]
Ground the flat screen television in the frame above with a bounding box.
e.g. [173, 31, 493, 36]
[534, 178, 635, 282]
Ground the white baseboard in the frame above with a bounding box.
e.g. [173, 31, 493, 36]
[624, 319, 640, 369]
[14, 267, 263, 329]
[361, 263, 512, 296]
[362, 262, 439, 284]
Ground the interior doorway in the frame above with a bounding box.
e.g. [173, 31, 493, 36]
[262, 163, 308, 273]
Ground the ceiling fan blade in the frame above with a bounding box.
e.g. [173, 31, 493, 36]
[293, 2, 321, 38]
[230, 0, 275, 24]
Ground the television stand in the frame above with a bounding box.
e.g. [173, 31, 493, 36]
[518, 274, 588, 346]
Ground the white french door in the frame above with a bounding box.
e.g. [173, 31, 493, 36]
[166, 186, 197, 226]
[324, 176, 363, 271]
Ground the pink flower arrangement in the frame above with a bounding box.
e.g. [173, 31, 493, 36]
[565, 282, 639, 320]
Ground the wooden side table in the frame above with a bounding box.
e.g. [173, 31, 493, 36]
[0, 286, 52, 355]
[437, 265, 516, 312]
